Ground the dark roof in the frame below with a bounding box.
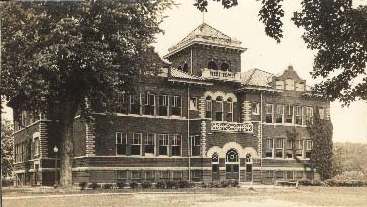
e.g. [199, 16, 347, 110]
[164, 23, 245, 59]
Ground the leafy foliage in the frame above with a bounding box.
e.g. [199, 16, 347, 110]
[194, 0, 284, 42]
[293, 1, 367, 104]
[1, 120, 13, 178]
[194, 0, 367, 104]
[1, 0, 172, 186]
[307, 107, 333, 180]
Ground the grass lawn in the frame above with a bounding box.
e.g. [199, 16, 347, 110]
[3, 186, 367, 207]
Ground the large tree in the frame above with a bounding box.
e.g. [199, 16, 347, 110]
[194, 0, 367, 105]
[1, 0, 172, 186]
[1, 120, 13, 178]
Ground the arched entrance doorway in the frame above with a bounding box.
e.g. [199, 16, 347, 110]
[225, 149, 239, 180]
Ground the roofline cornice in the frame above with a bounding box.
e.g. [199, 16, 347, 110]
[163, 41, 247, 59]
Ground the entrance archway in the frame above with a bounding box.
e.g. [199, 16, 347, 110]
[225, 149, 239, 180]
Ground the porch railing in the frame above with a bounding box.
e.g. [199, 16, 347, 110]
[211, 121, 253, 133]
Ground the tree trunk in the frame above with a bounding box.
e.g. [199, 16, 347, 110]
[59, 118, 74, 187]
[58, 101, 79, 187]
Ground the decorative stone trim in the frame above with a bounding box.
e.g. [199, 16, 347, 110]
[39, 121, 48, 157]
[203, 91, 238, 102]
[242, 100, 251, 122]
[257, 123, 263, 164]
[206, 142, 259, 158]
[200, 121, 207, 156]
[198, 96, 206, 118]
[85, 122, 96, 156]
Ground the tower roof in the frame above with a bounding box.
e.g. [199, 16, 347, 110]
[164, 23, 246, 59]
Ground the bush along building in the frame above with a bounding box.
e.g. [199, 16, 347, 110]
[10, 23, 331, 186]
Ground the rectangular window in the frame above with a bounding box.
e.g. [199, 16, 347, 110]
[158, 134, 169, 156]
[131, 171, 143, 180]
[130, 94, 140, 115]
[170, 95, 181, 116]
[145, 171, 155, 181]
[34, 138, 40, 157]
[226, 101, 233, 122]
[158, 95, 168, 116]
[295, 106, 302, 125]
[265, 104, 273, 123]
[295, 139, 303, 157]
[143, 93, 155, 116]
[304, 107, 313, 125]
[275, 81, 284, 90]
[144, 133, 155, 155]
[275, 138, 284, 158]
[190, 97, 198, 110]
[319, 108, 325, 120]
[214, 100, 223, 121]
[285, 79, 295, 90]
[286, 139, 294, 159]
[113, 93, 128, 114]
[191, 135, 201, 156]
[170, 134, 181, 156]
[275, 104, 284, 123]
[131, 133, 142, 155]
[295, 82, 305, 91]
[285, 105, 293, 124]
[252, 102, 260, 115]
[172, 171, 183, 180]
[116, 170, 128, 181]
[205, 99, 212, 118]
[191, 170, 203, 182]
[160, 171, 170, 180]
[265, 138, 273, 158]
[116, 132, 127, 155]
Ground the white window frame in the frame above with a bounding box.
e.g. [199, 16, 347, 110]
[265, 104, 274, 123]
[131, 133, 142, 156]
[170, 134, 182, 157]
[116, 132, 127, 155]
[252, 102, 260, 115]
[275, 104, 284, 124]
[144, 133, 155, 155]
[158, 134, 169, 156]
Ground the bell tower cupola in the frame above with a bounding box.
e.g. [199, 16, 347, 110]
[163, 23, 246, 76]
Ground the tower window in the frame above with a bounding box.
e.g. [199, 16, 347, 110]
[183, 63, 189, 72]
[208, 60, 218, 70]
[221, 62, 230, 71]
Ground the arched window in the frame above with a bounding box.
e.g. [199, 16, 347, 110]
[221, 62, 230, 71]
[208, 60, 218, 70]
[226, 149, 239, 163]
[214, 96, 224, 121]
[226, 97, 233, 122]
[183, 63, 189, 72]
[245, 153, 252, 163]
[212, 153, 219, 164]
[205, 96, 212, 118]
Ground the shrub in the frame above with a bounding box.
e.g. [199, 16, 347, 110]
[141, 181, 152, 189]
[79, 182, 87, 190]
[166, 180, 176, 189]
[129, 181, 138, 189]
[325, 179, 367, 187]
[116, 181, 126, 189]
[230, 180, 239, 187]
[208, 182, 220, 188]
[156, 181, 166, 189]
[220, 180, 230, 188]
[88, 182, 99, 190]
[298, 179, 322, 186]
[103, 184, 113, 189]
[177, 180, 191, 188]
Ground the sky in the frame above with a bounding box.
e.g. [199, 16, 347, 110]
[1, 0, 366, 143]
[152, 0, 367, 143]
